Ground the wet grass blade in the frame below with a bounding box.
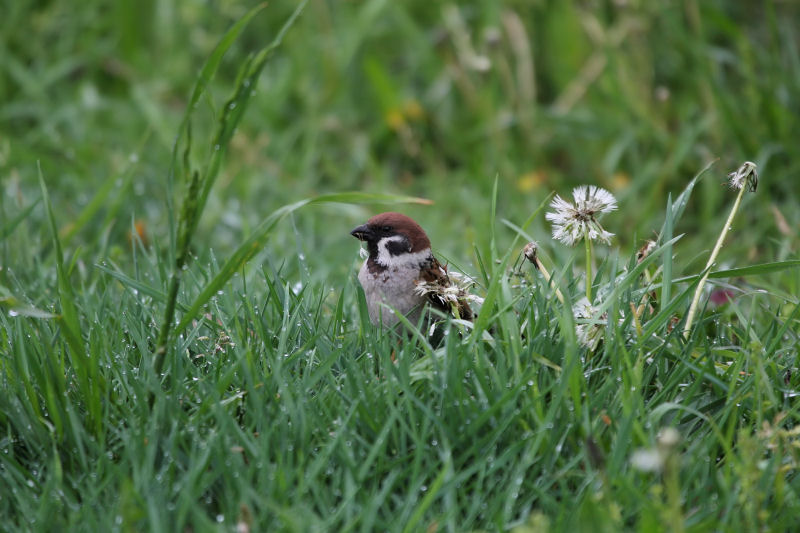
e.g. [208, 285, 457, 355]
[38, 164, 103, 438]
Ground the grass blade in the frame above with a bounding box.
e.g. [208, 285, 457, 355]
[0, 198, 39, 242]
[155, 2, 308, 373]
[673, 260, 800, 282]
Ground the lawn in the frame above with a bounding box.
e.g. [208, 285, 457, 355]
[1, 1, 799, 531]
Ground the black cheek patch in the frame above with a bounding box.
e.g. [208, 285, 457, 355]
[385, 238, 411, 256]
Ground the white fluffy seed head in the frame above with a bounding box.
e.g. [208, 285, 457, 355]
[545, 185, 618, 246]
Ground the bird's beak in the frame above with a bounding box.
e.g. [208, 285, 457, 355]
[350, 223, 373, 241]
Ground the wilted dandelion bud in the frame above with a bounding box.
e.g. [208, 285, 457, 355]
[636, 240, 657, 264]
[523, 241, 539, 268]
[727, 161, 758, 192]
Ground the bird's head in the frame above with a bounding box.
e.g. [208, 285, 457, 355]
[351, 212, 431, 265]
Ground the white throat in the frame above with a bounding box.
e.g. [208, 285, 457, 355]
[375, 236, 431, 267]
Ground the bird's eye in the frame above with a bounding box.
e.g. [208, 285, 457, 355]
[381, 225, 392, 232]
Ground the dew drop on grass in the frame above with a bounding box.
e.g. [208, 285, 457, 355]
[216, 514, 224, 523]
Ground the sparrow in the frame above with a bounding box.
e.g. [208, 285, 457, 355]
[350, 212, 474, 329]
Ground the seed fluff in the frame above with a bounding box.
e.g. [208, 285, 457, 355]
[573, 297, 605, 351]
[414, 271, 484, 308]
[545, 185, 618, 246]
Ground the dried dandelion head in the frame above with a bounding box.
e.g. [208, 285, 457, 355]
[546, 185, 618, 246]
[727, 161, 758, 192]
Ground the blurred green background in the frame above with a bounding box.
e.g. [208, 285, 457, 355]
[2, 0, 798, 277]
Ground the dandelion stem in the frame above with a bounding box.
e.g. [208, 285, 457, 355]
[535, 258, 565, 303]
[683, 184, 747, 338]
[585, 230, 593, 301]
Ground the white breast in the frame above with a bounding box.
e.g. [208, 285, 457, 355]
[357, 247, 431, 327]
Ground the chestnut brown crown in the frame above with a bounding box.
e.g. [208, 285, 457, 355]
[350, 212, 431, 252]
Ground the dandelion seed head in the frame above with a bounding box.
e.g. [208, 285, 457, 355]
[572, 297, 604, 351]
[572, 185, 618, 215]
[630, 448, 664, 473]
[414, 271, 479, 307]
[572, 296, 595, 319]
[572, 296, 624, 351]
[546, 186, 617, 246]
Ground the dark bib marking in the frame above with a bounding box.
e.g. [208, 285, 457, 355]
[367, 241, 379, 258]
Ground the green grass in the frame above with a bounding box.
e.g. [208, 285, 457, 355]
[2, 0, 800, 531]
